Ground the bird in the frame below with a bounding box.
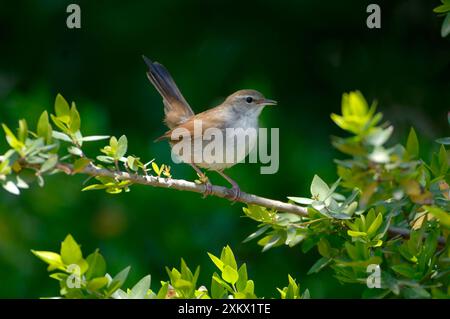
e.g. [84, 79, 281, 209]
[142, 55, 276, 200]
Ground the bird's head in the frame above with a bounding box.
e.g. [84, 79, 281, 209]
[225, 89, 277, 114]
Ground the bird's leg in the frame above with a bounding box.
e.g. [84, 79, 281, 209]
[216, 170, 241, 201]
[189, 164, 212, 198]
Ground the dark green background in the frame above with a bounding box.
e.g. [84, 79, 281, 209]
[0, 0, 448, 298]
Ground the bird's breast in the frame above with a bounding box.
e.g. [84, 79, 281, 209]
[169, 113, 260, 170]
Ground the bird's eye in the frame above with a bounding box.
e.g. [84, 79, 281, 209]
[245, 97, 253, 103]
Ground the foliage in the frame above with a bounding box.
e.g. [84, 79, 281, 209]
[32, 234, 307, 299]
[1, 92, 449, 299]
[434, 0, 450, 37]
[0, 94, 168, 195]
[243, 91, 449, 299]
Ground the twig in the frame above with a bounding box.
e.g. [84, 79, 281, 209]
[8, 161, 445, 244]
[57, 163, 309, 217]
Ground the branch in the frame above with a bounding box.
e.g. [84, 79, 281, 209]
[57, 163, 309, 216]
[52, 163, 444, 244]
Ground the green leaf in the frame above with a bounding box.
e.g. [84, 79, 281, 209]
[436, 137, 450, 145]
[317, 238, 332, 258]
[179, 258, 193, 281]
[403, 287, 431, 299]
[166, 267, 181, 283]
[37, 111, 52, 144]
[116, 135, 128, 159]
[52, 131, 72, 142]
[39, 154, 58, 173]
[366, 126, 393, 147]
[81, 135, 110, 142]
[82, 184, 108, 191]
[242, 205, 275, 223]
[212, 272, 233, 294]
[109, 136, 118, 153]
[60, 234, 83, 265]
[73, 158, 90, 173]
[2, 124, 24, 151]
[2, 181, 20, 195]
[208, 252, 224, 271]
[307, 257, 332, 275]
[85, 250, 106, 280]
[108, 266, 131, 295]
[348, 91, 368, 116]
[434, 4, 450, 13]
[244, 280, 255, 296]
[31, 250, 64, 270]
[220, 246, 238, 270]
[50, 114, 69, 133]
[96, 155, 115, 164]
[367, 213, 383, 237]
[49, 272, 68, 281]
[310, 175, 330, 200]
[129, 275, 151, 299]
[347, 230, 367, 237]
[87, 277, 109, 291]
[236, 263, 248, 292]
[68, 146, 83, 156]
[369, 146, 390, 164]
[419, 229, 438, 271]
[69, 102, 81, 133]
[54, 94, 71, 123]
[281, 274, 301, 299]
[16, 176, 29, 189]
[222, 265, 239, 285]
[151, 162, 161, 176]
[173, 278, 192, 289]
[157, 282, 169, 299]
[243, 225, 270, 243]
[391, 264, 416, 278]
[288, 197, 314, 205]
[0, 158, 11, 175]
[406, 127, 419, 158]
[442, 12, 450, 37]
[438, 145, 448, 174]
[261, 234, 281, 252]
[424, 206, 450, 227]
[210, 275, 227, 298]
[18, 119, 28, 142]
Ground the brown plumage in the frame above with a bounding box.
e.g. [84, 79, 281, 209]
[143, 55, 276, 200]
[143, 56, 194, 129]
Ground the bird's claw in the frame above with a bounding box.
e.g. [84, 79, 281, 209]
[228, 185, 241, 202]
[202, 181, 213, 198]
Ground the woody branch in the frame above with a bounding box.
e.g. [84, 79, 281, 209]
[38, 162, 443, 244]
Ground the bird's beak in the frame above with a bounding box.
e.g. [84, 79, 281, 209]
[257, 98, 277, 106]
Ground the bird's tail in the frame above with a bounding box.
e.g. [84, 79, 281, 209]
[142, 55, 194, 129]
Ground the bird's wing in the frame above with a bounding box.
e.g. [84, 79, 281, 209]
[154, 108, 226, 142]
[143, 56, 195, 129]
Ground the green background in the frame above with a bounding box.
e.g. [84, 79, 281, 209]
[0, 0, 448, 298]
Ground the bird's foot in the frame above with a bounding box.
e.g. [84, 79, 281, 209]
[216, 170, 241, 202]
[203, 181, 213, 198]
[228, 185, 241, 202]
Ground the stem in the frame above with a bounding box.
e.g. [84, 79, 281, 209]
[58, 162, 309, 216]
[11, 160, 446, 244]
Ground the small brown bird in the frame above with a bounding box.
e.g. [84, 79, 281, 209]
[143, 56, 276, 200]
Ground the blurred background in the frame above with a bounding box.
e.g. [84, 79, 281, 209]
[0, 0, 448, 298]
